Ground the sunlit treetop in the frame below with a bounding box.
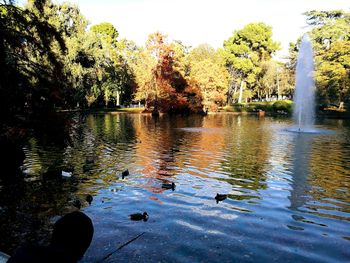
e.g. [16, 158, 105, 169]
[90, 22, 119, 47]
[304, 10, 349, 26]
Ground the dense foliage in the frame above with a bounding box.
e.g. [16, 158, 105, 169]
[223, 23, 281, 103]
[290, 10, 350, 106]
[1, 0, 349, 125]
[0, 0, 67, 122]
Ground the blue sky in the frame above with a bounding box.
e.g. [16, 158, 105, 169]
[19, 0, 350, 58]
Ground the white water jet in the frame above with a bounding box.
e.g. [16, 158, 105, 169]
[292, 34, 316, 132]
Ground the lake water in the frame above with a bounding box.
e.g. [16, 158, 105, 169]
[1, 113, 350, 262]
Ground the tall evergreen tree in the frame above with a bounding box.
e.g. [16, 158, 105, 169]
[223, 23, 280, 103]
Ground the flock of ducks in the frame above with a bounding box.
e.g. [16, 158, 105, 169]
[121, 169, 228, 221]
[65, 168, 228, 221]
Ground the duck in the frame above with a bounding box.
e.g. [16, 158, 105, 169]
[86, 194, 93, 205]
[162, 182, 176, 191]
[121, 169, 129, 179]
[129, 212, 149, 221]
[61, 171, 72, 178]
[215, 193, 227, 203]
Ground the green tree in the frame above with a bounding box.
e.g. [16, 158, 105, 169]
[172, 40, 190, 78]
[188, 44, 229, 111]
[296, 10, 350, 105]
[223, 23, 280, 103]
[187, 43, 217, 64]
[0, 0, 67, 121]
[26, 1, 134, 109]
[255, 60, 293, 100]
[89, 22, 121, 107]
[82, 22, 134, 108]
[131, 46, 157, 108]
[316, 41, 350, 104]
[25, 0, 97, 108]
[304, 10, 350, 50]
[90, 22, 119, 47]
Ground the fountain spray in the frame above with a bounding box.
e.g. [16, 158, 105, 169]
[293, 34, 316, 131]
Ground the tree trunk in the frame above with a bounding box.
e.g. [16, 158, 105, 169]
[238, 80, 244, 103]
[277, 82, 281, 100]
[227, 82, 234, 105]
[116, 91, 120, 106]
[233, 83, 238, 104]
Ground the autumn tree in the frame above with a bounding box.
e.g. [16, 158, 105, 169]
[132, 32, 189, 113]
[147, 32, 176, 113]
[187, 44, 229, 111]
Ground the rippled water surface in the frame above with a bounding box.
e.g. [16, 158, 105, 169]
[1, 113, 350, 262]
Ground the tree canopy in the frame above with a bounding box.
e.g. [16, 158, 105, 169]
[1, 0, 349, 131]
[297, 10, 350, 105]
[223, 22, 280, 103]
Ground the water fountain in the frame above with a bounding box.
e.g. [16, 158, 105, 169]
[292, 34, 316, 132]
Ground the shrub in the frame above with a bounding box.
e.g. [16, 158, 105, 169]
[272, 100, 293, 114]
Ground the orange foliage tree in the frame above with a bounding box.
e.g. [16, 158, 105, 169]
[133, 32, 202, 114]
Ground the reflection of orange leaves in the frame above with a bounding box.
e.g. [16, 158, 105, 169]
[142, 165, 156, 177]
[149, 195, 163, 205]
[134, 181, 165, 195]
[157, 170, 173, 176]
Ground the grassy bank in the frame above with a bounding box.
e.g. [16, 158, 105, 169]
[223, 101, 350, 118]
[319, 106, 350, 118]
[58, 107, 145, 114]
[58, 103, 350, 118]
[223, 100, 293, 115]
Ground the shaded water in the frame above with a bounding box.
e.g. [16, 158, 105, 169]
[1, 113, 350, 262]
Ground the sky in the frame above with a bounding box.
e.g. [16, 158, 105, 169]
[20, 0, 350, 58]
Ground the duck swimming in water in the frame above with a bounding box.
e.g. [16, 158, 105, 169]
[121, 169, 129, 179]
[86, 194, 93, 205]
[162, 182, 176, 191]
[61, 171, 72, 178]
[129, 212, 148, 221]
[215, 193, 227, 203]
